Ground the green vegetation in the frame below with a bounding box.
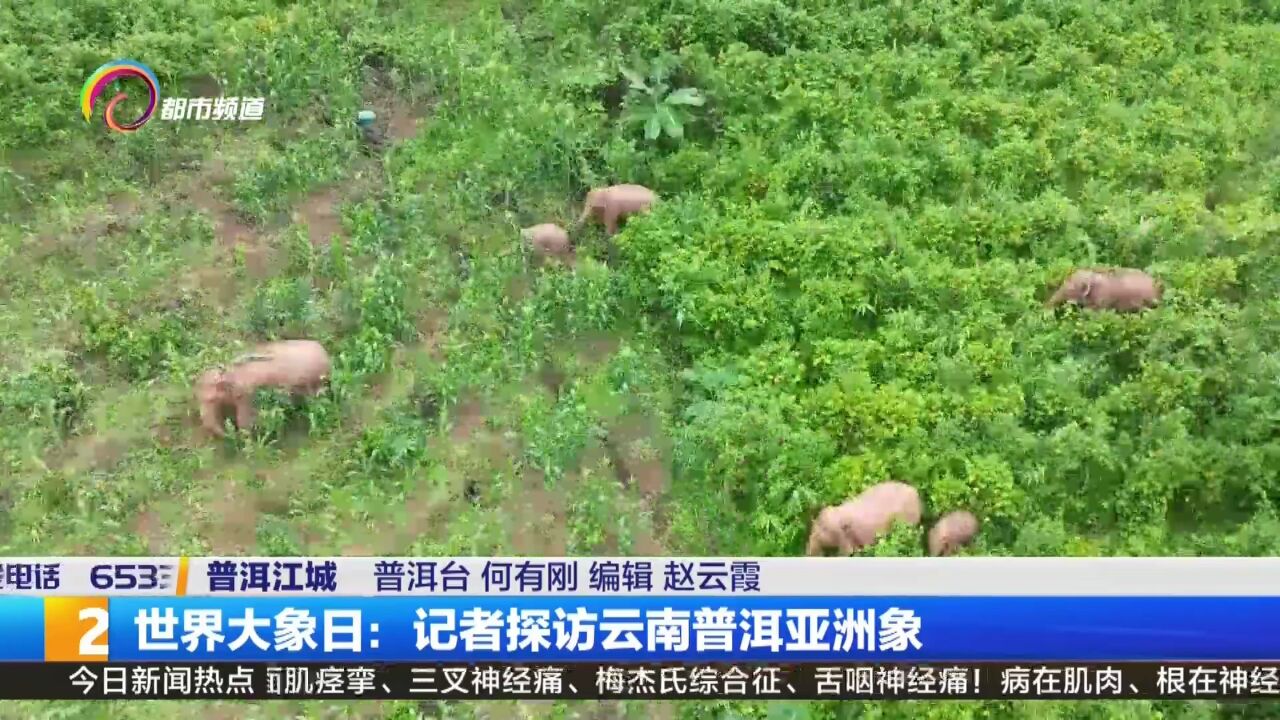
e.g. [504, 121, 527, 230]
[3, 0, 1280, 717]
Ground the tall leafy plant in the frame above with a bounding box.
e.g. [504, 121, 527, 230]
[619, 53, 706, 142]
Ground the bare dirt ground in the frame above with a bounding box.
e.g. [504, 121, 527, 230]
[296, 187, 346, 247]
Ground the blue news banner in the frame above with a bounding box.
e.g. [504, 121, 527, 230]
[4, 595, 1280, 662]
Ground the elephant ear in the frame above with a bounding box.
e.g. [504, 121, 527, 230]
[842, 517, 871, 549]
[1080, 274, 1095, 299]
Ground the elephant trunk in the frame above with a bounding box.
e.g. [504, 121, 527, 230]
[1045, 287, 1067, 308]
[574, 191, 599, 229]
[805, 526, 823, 556]
[199, 402, 225, 437]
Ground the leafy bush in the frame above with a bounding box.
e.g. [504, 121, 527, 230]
[348, 405, 432, 479]
[75, 286, 209, 382]
[244, 276, 317, 339]
[619, 53, 707, 142]
[0, 355, 89, 437]
[232, 131, 356, 223]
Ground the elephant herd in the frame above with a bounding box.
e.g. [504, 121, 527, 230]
[520, 183, 657, 263]
[192, 184, 657, 437]
[805, 253, 1162, 557]
[805, 480, 981, 558]
[193, 180, 1165, 557]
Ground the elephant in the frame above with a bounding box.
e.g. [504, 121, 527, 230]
[575, 184, 657, 236]
[806, 481, 923, 556]
[194, 339, 331, 438]
[521, 223, 572, 261]
[927, 510, 980, 557]
[1045, 268, 1162, 312]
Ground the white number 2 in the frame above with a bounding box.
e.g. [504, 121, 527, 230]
[78, 607, 108, 657]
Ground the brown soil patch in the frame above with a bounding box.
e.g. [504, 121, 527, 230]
[25, 233, 69, 265]
[417, 310, 448, 360]
[385, 104, 423, 142]
[605, 414, 671, 500]
[570, 444, 668, 556]
[294, 187, 345, 247]
[508, 468, 569, 556]
[26, 194, 143, 265]
[535, 366, 564, 401]
[204, 479, 261, 553]
[182, 266, 240, 307]
[201, 157, 234, 185]
[253, 467, 305, 518]
[134, 507, 173, 554]
[239, 243, 272, 278]
[378, 483, 454, 554]
[574, 332, 621, 366]
[48, 434, 128, 475]
[185, 183, 257, 246]
[631, 526, 666, 555]
[361, 65, 430, 144]
[416, 308, 447, 337]
[85, 193, 140, 239]
[340, 541, 375, 555]
[153, 408, 195, 448]
[450, 398, 487, 442]
[631, 459, 668, 499]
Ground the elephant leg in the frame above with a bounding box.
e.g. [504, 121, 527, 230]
[199, 402, 225, 437]
[837, 534, 856, 556]
[235, 397, 258, 431]
[604, 208, 620, 236]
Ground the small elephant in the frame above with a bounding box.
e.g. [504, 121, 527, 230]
[521, 223, 572, 261]
[806, 481, 923, 556]
[1046, 268, 1162, 312]
[927, 510, 980, 557]
[194, 339, 331, 438]
[575, 184, 657, 236]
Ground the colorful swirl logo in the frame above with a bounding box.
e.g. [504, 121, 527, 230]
[80, 59, 160, 133]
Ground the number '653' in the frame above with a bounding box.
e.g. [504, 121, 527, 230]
[90, 564, 161, 591]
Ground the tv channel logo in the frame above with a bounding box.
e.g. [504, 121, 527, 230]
[82, 59, 266, 133]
